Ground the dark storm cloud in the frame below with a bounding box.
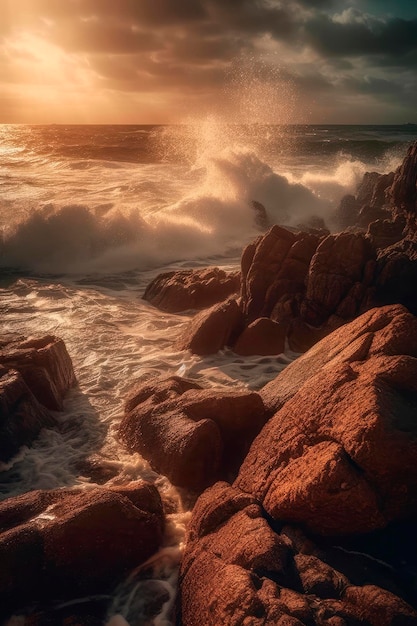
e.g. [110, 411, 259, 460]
[206, 0, 297, 38]
[305, 13, 417, 57]
[296, 0, 336, 6]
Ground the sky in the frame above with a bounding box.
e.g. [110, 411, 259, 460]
[1, 0, 416, 124]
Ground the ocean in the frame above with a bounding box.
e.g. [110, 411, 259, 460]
[1, 122, 417, 624]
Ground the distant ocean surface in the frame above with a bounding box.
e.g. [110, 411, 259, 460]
[1, 123, 417, 624]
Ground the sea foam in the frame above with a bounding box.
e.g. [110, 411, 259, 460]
[1, 138, 333, 275]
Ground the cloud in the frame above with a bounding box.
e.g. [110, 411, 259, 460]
[1, 0, 416, 123]
[305, 12, 417, 57]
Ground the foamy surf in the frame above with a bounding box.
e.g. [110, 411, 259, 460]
[2, 121, 407, 276]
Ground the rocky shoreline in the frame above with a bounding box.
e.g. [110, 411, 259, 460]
[1, 142, 417, 624]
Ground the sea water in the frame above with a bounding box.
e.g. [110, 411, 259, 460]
[1, 122, 416, 624]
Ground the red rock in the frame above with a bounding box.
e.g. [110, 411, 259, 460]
[179, 482, 417, 626]
[0, 335, 76, 410]
[336, 171, 394, 230]
[373, 236, 417, 315]
[42, 489, 162, 593]
[233, 317, 287, 356]
[0, 525, 44, 613]
[241, 225, 319, 322]
[175, 297, 243, 355]
[286, 316, 344, 353]
[389, 141, 417, 214]
[0, 483, 164, 618]
[237, 312, 417, 535]
[119, 376, 266, 491]
[294, 553, 349, 598]
[343, 585, 417, 625]
[366, 215, 406, 249]
[0, 367, 56, 462]
[301, 232, 375, 326]
[143, 267, 240, 313]
[261, 304, 417, 414]
[335, 194, 360, 229]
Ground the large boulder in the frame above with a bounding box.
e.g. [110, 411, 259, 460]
[0, 367, 56, 462]
[0, 335, 76, 411]
[0, 335, 76, 463]
[233, 317, 287, 356]
[389, 141, 417, 214]
[237, 305, 417, 536]
[119, 376, 266, 491]
[300, 232, 375, 326]
[241, 225, 320, 323]
[175, 298, 244, 356]
[0, 481, 164, 620]
[261, 303, 417, 413]
[179, 482, 417, 626]
[143, 267, 240, 313]
[373, 236, 417, 315]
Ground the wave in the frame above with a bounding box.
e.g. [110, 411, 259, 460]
[0, 147, 331, 275]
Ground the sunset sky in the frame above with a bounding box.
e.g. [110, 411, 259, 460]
[1, 0, 416, 124]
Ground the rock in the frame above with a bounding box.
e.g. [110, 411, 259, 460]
[119, 376, 266, 491]
[336, 193, 360, 229]
[336, 171, 394, 229]
[241, 225, 320, 323]
[42, 490, 162, 593]
[358, 203, 391, 228]
[261, 303, 417, 413]
[175, 297, 243, 355]
[143, 267, 240, 313]
[0, 334, 76, 410]
[237, 306, 417, 536]
[233, 317, 287, 356]
[358, 171, 394, 210]
[300, 232, 375, 326]
[286, 315, 345, 353]
[373, 236, 417, 315]
[366, 215, 406, 249]
[389, 141, 417, 214]
[179, 482, 417, 626]
[0, 482, 164, 620]
[0, 367, 56, 462]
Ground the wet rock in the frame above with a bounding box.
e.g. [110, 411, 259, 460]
[241, 225, 320, 323]
[389, 141, 417, 214]
[0, 334, 76, 411]
[0, 367, 56, 462]
[300, 232, 375, 326]
[233, 317, 287, 356]
[336, 171, 394, 229]
[143, 267, 240, 313]
[175, 297, 244, 355]
[179, 482, 417, 626]
[373, 236, 417, 315]
[237, 305, 417, 536]
[119, 376, 266, 491]
[261, 303, 417, 414]
[286, 315, 344, 353]
[0, 482, 164, 620]
[366, 214, 406, 250]
[336, 193, 360, 229]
